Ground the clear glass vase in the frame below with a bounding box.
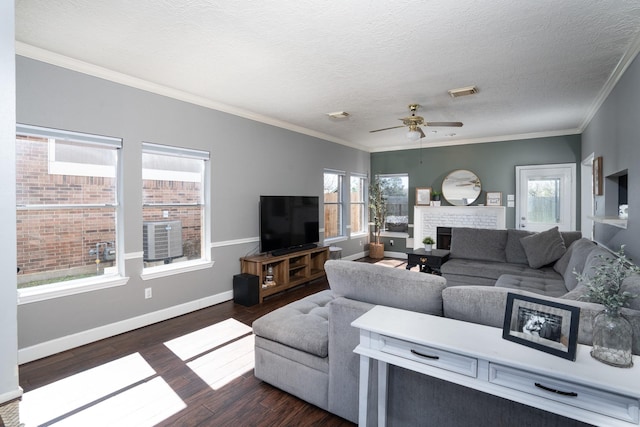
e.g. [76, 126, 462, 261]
[591, 308, 634, 368]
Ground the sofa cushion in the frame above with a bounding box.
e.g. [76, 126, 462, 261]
[325, 260, 446, 315]
[442, 286, 640, 355]
[581, 246, 615, 279]
[560, 231, 583, 248]
[450, 228, 508, 263]
[520, 226, 566, 268]
[553, 238, 596, 290]
[252, 290, 333, 358]
[441, 259, 561, 283]
[504, 229, 534, 264]
[494, 274, 568, 297]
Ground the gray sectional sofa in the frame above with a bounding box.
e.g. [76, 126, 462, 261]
[252, 227, 640, 426]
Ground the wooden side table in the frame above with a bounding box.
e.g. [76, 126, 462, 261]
[406, 248, 450, 275]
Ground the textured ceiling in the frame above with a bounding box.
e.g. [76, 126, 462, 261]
[15, 0, 640, 152]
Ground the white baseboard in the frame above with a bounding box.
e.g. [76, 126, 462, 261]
[18, 290, 234, 364]
[384, 251, 408, 259]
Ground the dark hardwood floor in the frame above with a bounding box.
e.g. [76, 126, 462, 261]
[19, 278, 356, 427]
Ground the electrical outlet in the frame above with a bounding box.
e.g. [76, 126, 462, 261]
[390, 239, 394, 246]
[145, 287, 152, 299]
[163, 210, 169, 218]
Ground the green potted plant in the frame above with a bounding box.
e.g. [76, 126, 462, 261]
[431, 190, 442, 206]
[368, 177, 387, 259]
[575, 245, 640, 367]
[422, 236, 435, 252]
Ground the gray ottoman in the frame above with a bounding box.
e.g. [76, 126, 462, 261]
[252, 290, 334, 410]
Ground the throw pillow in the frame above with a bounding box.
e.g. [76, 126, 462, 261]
[520, 226, 567, 269]
[554, 238, 596, 290]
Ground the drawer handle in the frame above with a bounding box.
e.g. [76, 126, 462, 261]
[534, 382, 578, 397]
[410, 349, 439, 360]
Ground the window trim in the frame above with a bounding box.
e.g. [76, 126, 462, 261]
[16, 124, 124, 302]
[323, 169, 346, 241]
[141, 142, 211, 272]
[377, 172, 410, 231]
[18, 275, 129, 305]
[349, 173, 368, 237]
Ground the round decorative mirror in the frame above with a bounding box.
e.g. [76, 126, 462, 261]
[442, 169, 481, 206]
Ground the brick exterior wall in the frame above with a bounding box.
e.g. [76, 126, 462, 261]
[16, 135, 202, 283]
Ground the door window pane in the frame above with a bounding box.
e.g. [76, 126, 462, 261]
[527, 178, 560, 224]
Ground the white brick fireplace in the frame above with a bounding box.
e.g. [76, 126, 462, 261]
[413, 205, 506, 250]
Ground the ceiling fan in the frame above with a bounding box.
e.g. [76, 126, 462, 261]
[369, 104, 463, 141]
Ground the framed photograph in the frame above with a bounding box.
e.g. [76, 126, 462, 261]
[502, 293, 580, 361]
[593, 156, 603, 195]
[486, 191, 502, 206]
[416, 187, 432, 206]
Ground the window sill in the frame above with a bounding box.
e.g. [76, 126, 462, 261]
[349, 231, 369, 238]
[380, 231, 410, 238]
[141, 259, 214, 280]
[18, 275, 130, 305]
[324, 236, 348, 246]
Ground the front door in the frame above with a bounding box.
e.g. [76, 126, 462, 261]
[515, 164, 576, 232]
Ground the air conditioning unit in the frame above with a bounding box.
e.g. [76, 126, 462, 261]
[143, 220, 183, 262]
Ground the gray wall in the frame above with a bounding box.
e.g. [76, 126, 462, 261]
[0, 0, 20, 405]
[371, 135, 582, 252]
[582, 53, 640, 262]
[16, 57, 369, 353]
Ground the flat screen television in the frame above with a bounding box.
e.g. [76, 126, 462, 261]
[260, 195, 320, 254]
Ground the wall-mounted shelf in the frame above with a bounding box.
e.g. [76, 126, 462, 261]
[588, 216, 627, 229]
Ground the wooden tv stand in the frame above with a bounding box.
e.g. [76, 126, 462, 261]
[240, 246, 329, 303]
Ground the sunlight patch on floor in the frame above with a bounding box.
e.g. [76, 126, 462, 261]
[20, 353, 158, 426]
[49, 377, 186, 427]
[188, 334, 255, 390]
[164, 318, 253, 361]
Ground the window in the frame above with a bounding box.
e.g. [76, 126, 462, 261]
[323, 170, 345, 240]
[378, 173, 409, 232]
[16, 125, 123, 297]
[350, 174, 367, 235]
[142, 143, 210, 271]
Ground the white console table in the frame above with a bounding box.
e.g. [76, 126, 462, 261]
[352, 306, 640, 427]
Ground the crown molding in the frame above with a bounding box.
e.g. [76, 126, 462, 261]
[15, 42, 369, 152]
[369, 128, 582, 153]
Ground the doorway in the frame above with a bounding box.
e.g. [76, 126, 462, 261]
[580, 154, 595, 239]
[515, 164, 576, 232]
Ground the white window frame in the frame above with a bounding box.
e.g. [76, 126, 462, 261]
[16, 124, 128, 304]
[377, 173, 410, 235]
[140, 143, 212, 280]
[350, 173, 368, 237]
[323, 169, 346, 243]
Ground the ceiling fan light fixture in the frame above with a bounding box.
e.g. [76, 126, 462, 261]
[448, 85, 478, 98]
[406, 129, 421, 141]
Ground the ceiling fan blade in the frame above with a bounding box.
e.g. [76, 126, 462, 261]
[418, 127, 425, 138]
[369, 125, 405, 133]
[425, 121, 463, 127]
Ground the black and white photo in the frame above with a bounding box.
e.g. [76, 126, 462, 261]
[502, 293, 580, 360]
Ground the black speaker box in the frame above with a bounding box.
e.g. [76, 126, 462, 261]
[233, 273, 260, 306]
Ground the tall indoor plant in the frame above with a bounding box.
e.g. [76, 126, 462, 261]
[576, 245, 640, 367]
[368, 176, 387, 259]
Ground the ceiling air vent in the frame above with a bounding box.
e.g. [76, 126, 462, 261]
[448, 86, 478, 98]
